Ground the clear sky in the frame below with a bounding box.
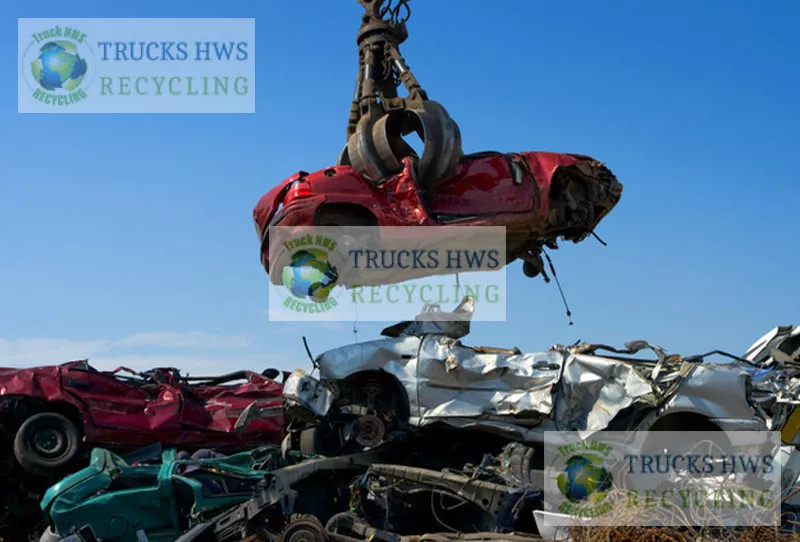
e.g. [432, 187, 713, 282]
[1, 0, 798, 374]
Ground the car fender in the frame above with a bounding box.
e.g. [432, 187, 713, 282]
[657, 363, 763, 425]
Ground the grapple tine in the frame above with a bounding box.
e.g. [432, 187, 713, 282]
[336, 143, 351, 167]
[347, 114, 393, 182]
[372, 111, 415, 173]
[408, 100, 463, 191]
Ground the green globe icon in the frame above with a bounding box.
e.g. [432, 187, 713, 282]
[31, 41, 88, 92]
[557, 454, 613, 504]
[281, 249, 338, 303]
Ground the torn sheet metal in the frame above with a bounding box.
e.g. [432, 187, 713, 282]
[282, 370, 336, 418]
[285, 301, 787, 447]
[414, 335, 562, 422]
[744, 325, 800, 366]
[297, 304, 693, 438]
[0, 360, 285, 450]
[554, 352, 655, 436]
[379, 296, 476, 339]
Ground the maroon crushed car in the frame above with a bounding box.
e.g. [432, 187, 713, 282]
[0, 360, 286, 475]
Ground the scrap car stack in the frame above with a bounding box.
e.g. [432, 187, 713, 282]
[3, 1, 796, 541]
[5, 317, 800, 542]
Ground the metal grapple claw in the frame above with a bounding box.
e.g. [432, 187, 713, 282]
[341, 0, 463, 191]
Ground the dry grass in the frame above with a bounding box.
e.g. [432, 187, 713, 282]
[567, 526, 800, 542]
[560, 479, 800, 542]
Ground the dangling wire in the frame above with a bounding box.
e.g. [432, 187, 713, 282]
[591, 231, 608, 246]
[542, 249, 574, 326]
[352, 300, 360, 343]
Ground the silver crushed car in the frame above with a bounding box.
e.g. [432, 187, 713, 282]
[276, 296, 769, 455]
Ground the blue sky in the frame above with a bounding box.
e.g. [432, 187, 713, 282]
[0, 0, 797, 373]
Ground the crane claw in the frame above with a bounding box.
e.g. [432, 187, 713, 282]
[341, 100, 462, 191]
[340, 0, 463, 191]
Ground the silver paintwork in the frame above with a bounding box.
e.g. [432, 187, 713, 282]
[285, 298, 774, 441]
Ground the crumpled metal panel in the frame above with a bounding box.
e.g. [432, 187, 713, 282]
[380, 296, 476, 338]
[662, 363, 757, 421]
[303, 312, 783, 443]
[415, 335, 563, 423]
[283, 371, 336, 417]
[317, 335, 423, 419]
[0, 364, 69, 401]
[553, 352, 655, 437]
[744, 325, 800, 365]
[313, 330, 694, 436]
[0, 361, 285, 449]
[317, 336, 422, 381]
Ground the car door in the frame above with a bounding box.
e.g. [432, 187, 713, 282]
[175, 383, 212, 430]
[427, 153, 537, 217]
[414, 335, 562, 424]
[61, 365, 180, 430]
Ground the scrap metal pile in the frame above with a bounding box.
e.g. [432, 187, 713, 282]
[11, 316, 800, 542]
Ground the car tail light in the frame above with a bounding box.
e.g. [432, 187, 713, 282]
[284, 180, 312, 204]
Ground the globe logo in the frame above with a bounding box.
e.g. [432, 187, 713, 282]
[557, 454, 613, 504]
[282, 249, 339, 303]
[31, 41, 88, 92]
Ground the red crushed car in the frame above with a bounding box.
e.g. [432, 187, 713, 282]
[254, 151, 622, 282]
[0, 360, 286, 475]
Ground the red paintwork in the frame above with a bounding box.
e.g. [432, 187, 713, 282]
[254, 151, 618, 276]
[0, 361, 285, 451]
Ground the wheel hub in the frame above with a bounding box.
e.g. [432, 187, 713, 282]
[278, 516, 327, 542]
[32, 428, 65, 457]
[355, 414, 386, 447]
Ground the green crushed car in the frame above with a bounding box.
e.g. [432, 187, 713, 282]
[40, 444, 313, 542]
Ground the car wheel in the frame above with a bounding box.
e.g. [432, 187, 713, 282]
[522, 261, 542, 278]
[14, 412, 82, 475]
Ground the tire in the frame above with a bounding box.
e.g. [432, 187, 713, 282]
[298, 426, 341, 456]
[14, 412, 82, 475]
[299, 427, 322, 455]
[261, 368, 280, 380]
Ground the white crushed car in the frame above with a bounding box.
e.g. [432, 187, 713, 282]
[276, 296, 770, 455]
